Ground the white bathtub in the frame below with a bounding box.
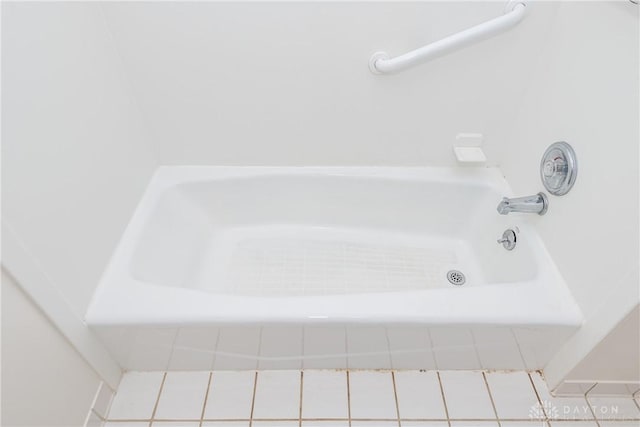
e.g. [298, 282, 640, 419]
[86, 167, 582, 371]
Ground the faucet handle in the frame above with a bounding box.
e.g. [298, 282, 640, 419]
[497, 229, 517, 250]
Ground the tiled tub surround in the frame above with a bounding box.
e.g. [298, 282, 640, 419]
[94, 370, 640, 427]
[87, 167, 582, 372]
[92, 324, 579, 372]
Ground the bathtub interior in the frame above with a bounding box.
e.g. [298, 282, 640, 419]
[129, 173, 538, 296]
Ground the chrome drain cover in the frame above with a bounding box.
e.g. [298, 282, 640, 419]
[447, 270, 466, 286]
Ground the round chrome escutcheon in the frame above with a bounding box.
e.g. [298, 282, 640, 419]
[540, 141, 578, 196]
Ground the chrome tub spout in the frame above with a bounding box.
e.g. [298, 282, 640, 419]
[497, 192, 548, 215]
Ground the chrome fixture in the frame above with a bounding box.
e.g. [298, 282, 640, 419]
[497, 192, 548, 215]
[541, 141, 578, 196]
[497, 229, 517, 250]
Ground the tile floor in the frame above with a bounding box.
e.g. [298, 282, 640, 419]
[99, 370, 640, 427]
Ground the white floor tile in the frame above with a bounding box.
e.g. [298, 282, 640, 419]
[553, 382, 595, 396]
[485, 371, 539, 419]
[530, 372, 594, 421]
[93, 381, 115, 419]
[151, 423, 200, 427]
[204, 371, 255, 420]
[104, 423, 149, 427]
[154, 371, 210, 419]
[548, 423, 599, 427]
[302, 370, 348, 419]
[439, 371, 495, 420]
[598, 423, 640, 427]
[587, 397, 640, 420]
[500, 423, 548, 427]
[302, 422, 350, 427]
[201, 423, 249, 427]
[350, 423, 398, 427]
[252, 371, 301, 419]
[546, 398, 594, 420]
[394, 371, 446, 419]
[108, 372, 164, 420]
[401, 422, 449, 427]
[252, 422, 299, 427]
[85, 412, 102, 427]
[348, 371, 398, 420]
[528, 372, 555, 400]
[449, 423, 499, 427]
[588, 383, 639, 396]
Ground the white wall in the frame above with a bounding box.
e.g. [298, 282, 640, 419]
[485, 1, 639, 387]
[564, 304, 639, 383]
[1, 270, 101, 427]
[2, 2, 158, 318]
[100, 1, 559, 166]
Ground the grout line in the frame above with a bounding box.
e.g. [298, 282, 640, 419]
[149, 372, 167, 427]
[583, 394, 601, 427]
[198, 372, 213, 427]
[299, 371, 304, 427]
[384, 328, 393, 370]
[390, 371, 401, 427]
[631, 388, 640, 411]
[301, 326, 306, 371]
[85, 381, 105, 424]
[346, 371, 352, 427]
[528, 372, 544, 406]
[482, 371, 501, 427]
[583, 382, 599, 397]
[249, 371, 258, 427]
[527, 372, 551, 427]
[210, 329, 221, 371]
[436, 371, 452, 427]
[165, 329, 181, 371]
[425, 328, 438, 370]
[90, 408, 106, 422]
[256, 326, 264, 370]
[510, 328, 529, 370]
[469, 329, 484, 369]
[345, 327, 350, 370]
